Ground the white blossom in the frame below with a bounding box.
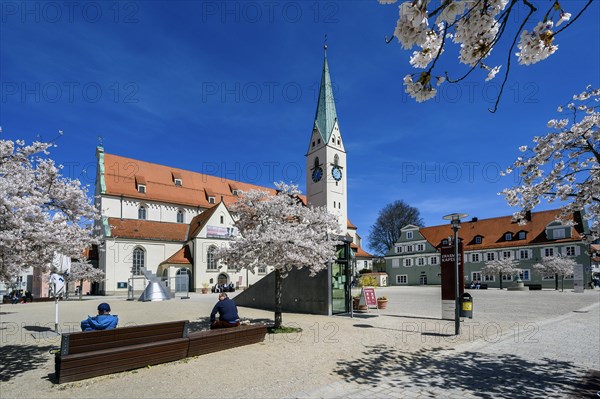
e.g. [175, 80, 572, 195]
[556, 11, 571, 27]
[378, 0, 588, 105]
[516, 21, 558, 65]
[216, 182, 341, 327]
[485, 65, 501, 81]
[501, 87, 600, 242]
[404, 73, 437, 102]
[0, 138, 100, 282]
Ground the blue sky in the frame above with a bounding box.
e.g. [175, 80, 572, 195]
[1, 1, 599, 252]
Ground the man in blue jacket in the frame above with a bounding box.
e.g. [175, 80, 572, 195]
[210, 293, 240, 329]
[81, 303, 119, 331]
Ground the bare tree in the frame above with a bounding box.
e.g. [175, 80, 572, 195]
[368, 200, 424, 256]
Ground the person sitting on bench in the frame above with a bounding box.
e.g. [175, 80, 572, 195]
[81, 303, 119, 331]
[210, 293, 240, 329]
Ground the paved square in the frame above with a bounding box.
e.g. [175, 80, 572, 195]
[1, 286, 598, 398]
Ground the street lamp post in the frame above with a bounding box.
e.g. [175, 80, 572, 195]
[443, 213, 468, 336]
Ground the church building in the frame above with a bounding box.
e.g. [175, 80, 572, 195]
[94, 48, 372, 296]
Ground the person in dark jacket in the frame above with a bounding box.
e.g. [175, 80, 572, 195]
[210, 293, 240, 329]
[81, 303, 119, 331]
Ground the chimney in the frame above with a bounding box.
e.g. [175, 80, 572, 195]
[471, 217, 478, 222]
[525, 210, 532, 221]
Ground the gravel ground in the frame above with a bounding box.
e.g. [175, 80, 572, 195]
[1, 286, 598, 398]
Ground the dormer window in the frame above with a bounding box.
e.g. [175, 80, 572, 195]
[172, 172, 183, 187]
[208, 196, 215, 204]
[135, 175, 146, 194]
[232, 190, 239, 196]
[518, 231, 526, 240]
[505, 233, 512, 241]
[406, 231, 413, 239]
[474, 236, 483, 244]
[442, 239, 448, 246]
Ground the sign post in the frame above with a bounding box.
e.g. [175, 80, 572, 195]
[359, 287, 378, 312]
[440, 240, 464, 320]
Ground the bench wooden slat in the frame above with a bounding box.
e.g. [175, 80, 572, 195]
[56, 338, 189, 383]
[62, 321, 188, 355]
[187, 325, 267, 357]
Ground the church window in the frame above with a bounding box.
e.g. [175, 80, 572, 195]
[337, 138, 340, 145]
[138, 205, 147, 220]
[334, 154, 339, 166]
[314, 157, 320, 168]
[331, 137, 335, 143]
[132, 247, 145, 275]
[317, 138, 321, 144]
[312, 141, 315, 147]
[220, 215, 224, 224]
[177, 209, 184, 223]
[207, 246, 217, 270]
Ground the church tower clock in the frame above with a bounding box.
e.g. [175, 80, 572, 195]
[306, 45, 347, 233]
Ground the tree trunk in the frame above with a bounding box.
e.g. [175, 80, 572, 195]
[79, 279, 84, 300]
[555, 273, 559, 290]
[499, 273, 503, 290]
[274, 269, 282, 329]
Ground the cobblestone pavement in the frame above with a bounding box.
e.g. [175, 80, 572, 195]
[1, 286, 598, 398]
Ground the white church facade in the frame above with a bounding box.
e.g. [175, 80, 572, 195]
[94, 49, 372, 295]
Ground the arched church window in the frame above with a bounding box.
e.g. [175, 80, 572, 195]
[334, 154, 339, 166]
[177, 209, 184, 223]
[138, 205, 147, 220]
[314, 157, 320, 169]
[132, 247, 145, 275]
[207, 246, 217, 270]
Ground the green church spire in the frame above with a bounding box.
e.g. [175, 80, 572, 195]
[314, 44, 338, 144]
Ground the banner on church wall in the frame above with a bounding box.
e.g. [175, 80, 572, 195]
[206, 226, 238, 238]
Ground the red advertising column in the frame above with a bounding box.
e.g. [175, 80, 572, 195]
[440, 241, 464, 320]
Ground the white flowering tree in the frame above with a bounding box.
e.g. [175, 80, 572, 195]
[217, 182, 340, 328]
[534, 255, 576, 291]
[66, 262, 105, 300]
[379, 0, 593, 111]
[0, 138, 100, 283]
[482, 258, 521, 289]
[501, 87, 599, 241]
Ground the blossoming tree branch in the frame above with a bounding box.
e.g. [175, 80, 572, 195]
[379, 0, 593, 111]
[501, 86, 599, 241]
[0, 136, 100, 282]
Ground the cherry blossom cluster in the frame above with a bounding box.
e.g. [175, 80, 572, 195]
[379, 0, 584, 105]
[0, 138, 100, 282]
[482, 258, 521, 277]
[216, 182, 341, 278]
[500, 86, 599, 242]
[533, 255, 576, 277]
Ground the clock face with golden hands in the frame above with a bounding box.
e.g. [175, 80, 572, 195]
[312, 167, 323, 182]
[332, 166, 342, 181]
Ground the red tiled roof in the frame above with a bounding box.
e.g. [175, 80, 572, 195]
[347, 219, 357, 229]
[102, 153, 278, 208]
[108, 218, 188, 241]
[161, 246, 193, 265]
[351, 243, 373, 258]
[419, 209, 584, 250]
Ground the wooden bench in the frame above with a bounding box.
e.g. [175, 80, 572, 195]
[55, 320, 189, 383]
[187, 324, 267, 357]
[526, 284, 542, 290]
